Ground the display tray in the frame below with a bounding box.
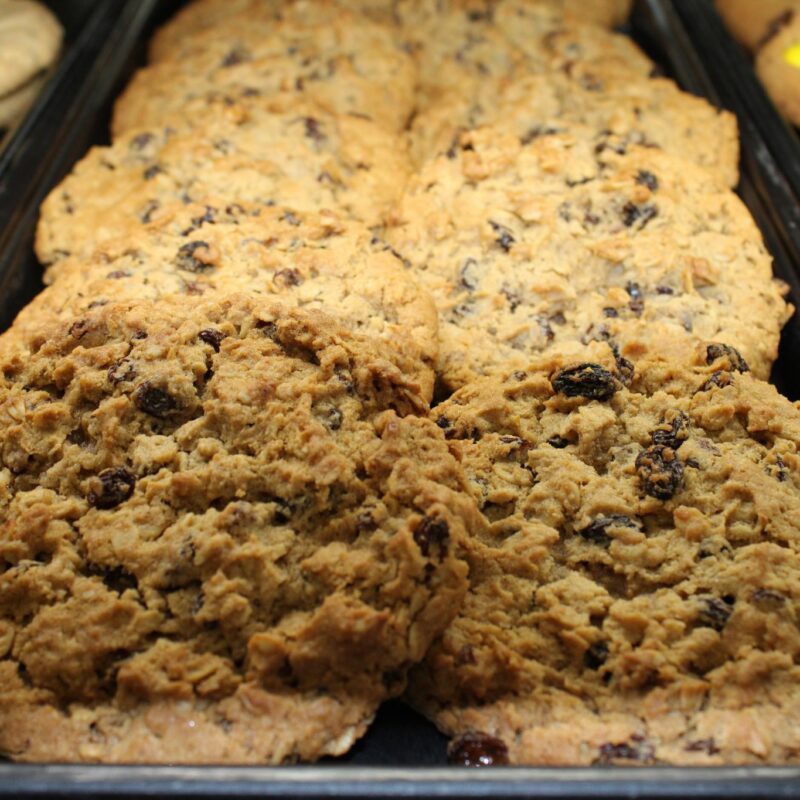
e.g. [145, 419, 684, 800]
[0, 0, 799, 796]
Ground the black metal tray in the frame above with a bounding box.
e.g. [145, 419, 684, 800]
[1, 0, 799, 796]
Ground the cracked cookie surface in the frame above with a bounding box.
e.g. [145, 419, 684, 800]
[36, 102, 410, 265]
[14, 203, 438, 401]
[0, 296, 474, 763]
[408, 342, 800, 765]
[386, 125, 789, 389]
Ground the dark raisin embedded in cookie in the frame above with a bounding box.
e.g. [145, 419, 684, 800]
[697, 597, 733, 631]
[176, 241, 215, 273]
[706, 343, 749, 373]
[636, 445, 684, 500]
[198, 329, 226, 352]
[651, 412, 689, 449]
[584, 641, 609, 670]
[578, 514, 640, 547]
[133, 381, 178, 417]
[87, 467, 136, 509]
[448, 731, 509, 767]
[596, 738, 655, 765]
[413, 516, 450, 559]
[551, 364, 617, 400]
[635, 170, 659, 191]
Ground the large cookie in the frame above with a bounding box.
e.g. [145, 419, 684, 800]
[397, 0, 651, 110]
[386, 125, 789, 389]
[0, 0, 62, 98]
[0, 295, 475, 763]
[115, 6, 415, 135]
[408, 342, 800, 765]
[17, 203, 438, 400]
[410, 69, 740, 187]
[36, 102, 410, 265]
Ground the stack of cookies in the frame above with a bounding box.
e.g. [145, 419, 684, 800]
[1, 0, 799, 767]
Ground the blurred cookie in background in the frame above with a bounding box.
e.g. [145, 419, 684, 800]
[756, 10, 800, 126]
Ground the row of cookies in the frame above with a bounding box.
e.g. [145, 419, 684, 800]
[1, 0, 799, 767]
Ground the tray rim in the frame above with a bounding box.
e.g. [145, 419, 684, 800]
[1, 0, 800, 794]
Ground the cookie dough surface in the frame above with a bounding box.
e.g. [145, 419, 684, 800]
[408, 343, 800, 765]
[15, 203, 438, 400]
[115, 6, 415, 135]
[0, 296, 474, 763]
[0, 0, 62, 97]
[410, 69, 739, 187]
[37, 102, 410, 265]
[386, 125, 789, 389]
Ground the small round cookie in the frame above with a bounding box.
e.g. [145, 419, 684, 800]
[715, 0, 798, 52]
[408, 342, 800, 765]
[36, 102, 411, 265]
[410, 69, 739, 187]
[0, 0, 62, 98]
[0, 295, 475, 763]
[17, 203, 439, 401]
[115, 6, 415, 135]
[756, 11, 800, 127]
[386, 125, 789, 389]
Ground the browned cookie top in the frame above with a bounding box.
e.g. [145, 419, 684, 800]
[0, 296, 475, 763]
[408, 342, 800, 765]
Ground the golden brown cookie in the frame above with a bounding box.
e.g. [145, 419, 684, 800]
[116, 5, 415, 135]
[14, 203, 438, 401]
[0, 295, 476, 763]
[408, 342, 800, 765]
[410, 69, 739, 187]
[36, 102, 411, 265]
[387, 124, 790, 389]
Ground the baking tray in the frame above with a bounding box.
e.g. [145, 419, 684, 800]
[1, 0, 800, 796]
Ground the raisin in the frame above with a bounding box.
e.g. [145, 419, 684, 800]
[584, 641, 609, 670]
[769, 454, 789, 482]
[596, 738, 654, 764]
[697, 537, 733, 560]
[547, 436, 569, 448]
[626, 281, 644, 316]
[143, 165, 163, 180]
[108, 359, 136, 384]
[198, 329, 225, 352]
[699, 370, 731, 392]
[326, 408, 343, 431]
[460, 258, 479, 290]
[636, 445, 684, 500]
[501, 285, 521, 312]
[413, 516, 449, 559]
[685, 738, 720, 755]
[656, 285, 675, 295]
[176, 241, 214, 273]
[435, 416, 451, 430]
[551, 363, 617, 400]
[106, 269, 132, 280]
[448, 731, 509, 767]
[520, 125, 561, 145]
[635, 170, 659, 191]
[281, 211, 301, 226]
[87, 468, 136, 510]
[603, 307, 619, 318]
[130, 132, 154, 151]
[139, 199, 160, 224]
[303, 116, 325, 143]
[274, 268, 303, 287]
[651, 412, 689, 449]
[134, 382, 178, 418]
[221, 46, 250, 66]
[752, 588, 786, 611]
[131, 330, 148, 341]
[578, 514, 639, 547]
[622, 202, 658, 228]
[489, 221, 515, 252]
[697, 597, 733, 631]
[706, 343, 749, 373]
